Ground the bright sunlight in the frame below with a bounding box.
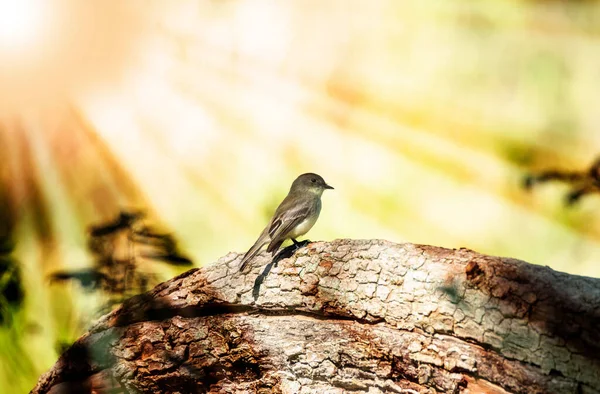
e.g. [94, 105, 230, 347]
[0, 0, 45, 50]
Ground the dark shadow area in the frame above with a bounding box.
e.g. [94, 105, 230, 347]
[437, 281, 463, 305]
[37, 268, 271, 394]
[464, 259, 600, 368]
[44, 334, 130, 394]
[252, 240, 309, 300]
[111, 293, 255, 328]
[523, 156, 600, 205]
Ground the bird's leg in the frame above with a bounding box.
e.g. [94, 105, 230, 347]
[291, 238, 310, 249]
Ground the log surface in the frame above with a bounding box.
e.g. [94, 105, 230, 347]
[31, 239, 600, 393]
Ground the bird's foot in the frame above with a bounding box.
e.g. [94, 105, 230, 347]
[291, 238, 310, 249]
[295, 239, 310, 249]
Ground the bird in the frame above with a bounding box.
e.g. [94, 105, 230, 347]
[239, 173, 334, 272]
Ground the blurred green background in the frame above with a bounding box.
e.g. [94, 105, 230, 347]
[1, 0, 600, 391]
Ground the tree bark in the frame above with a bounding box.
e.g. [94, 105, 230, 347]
[31, 239, 600, 394]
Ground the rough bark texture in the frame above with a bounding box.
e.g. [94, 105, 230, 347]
[31, 239, 600, 394]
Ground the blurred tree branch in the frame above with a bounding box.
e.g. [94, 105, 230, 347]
[525, 157, 600, 205]
[33, 240, 600, 394]
[49, 211, 192, 312]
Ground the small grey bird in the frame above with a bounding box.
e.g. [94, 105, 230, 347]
[239, 173, 334, 272]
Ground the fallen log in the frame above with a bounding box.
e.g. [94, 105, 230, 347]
[32, 239, 600, 393]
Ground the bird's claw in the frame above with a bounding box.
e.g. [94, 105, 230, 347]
[294, 240, 310, 250]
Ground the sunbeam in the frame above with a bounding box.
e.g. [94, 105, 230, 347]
[0, 0, 46, 50]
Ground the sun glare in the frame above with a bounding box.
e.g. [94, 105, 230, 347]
[0, 0, 45, 50]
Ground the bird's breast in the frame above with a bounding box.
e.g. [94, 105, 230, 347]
[289, 214, 319, 238]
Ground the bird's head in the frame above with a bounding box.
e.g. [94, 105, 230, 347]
[290, 173, 334, 195]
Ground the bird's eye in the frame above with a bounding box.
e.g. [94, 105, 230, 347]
[311, 178, 317, 183]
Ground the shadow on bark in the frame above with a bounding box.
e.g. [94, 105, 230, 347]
[40, 270, 275, 393]
[464, 259, 600, 366]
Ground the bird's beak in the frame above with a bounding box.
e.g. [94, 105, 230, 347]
[325, 184, 334, 190]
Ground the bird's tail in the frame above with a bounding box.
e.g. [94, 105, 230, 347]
[239, 231, 269, 273]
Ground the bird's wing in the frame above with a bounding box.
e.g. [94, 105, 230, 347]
[239, 226, 270, 272]
[266, 196, 314, 253]
[239, 193, 315, 272]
